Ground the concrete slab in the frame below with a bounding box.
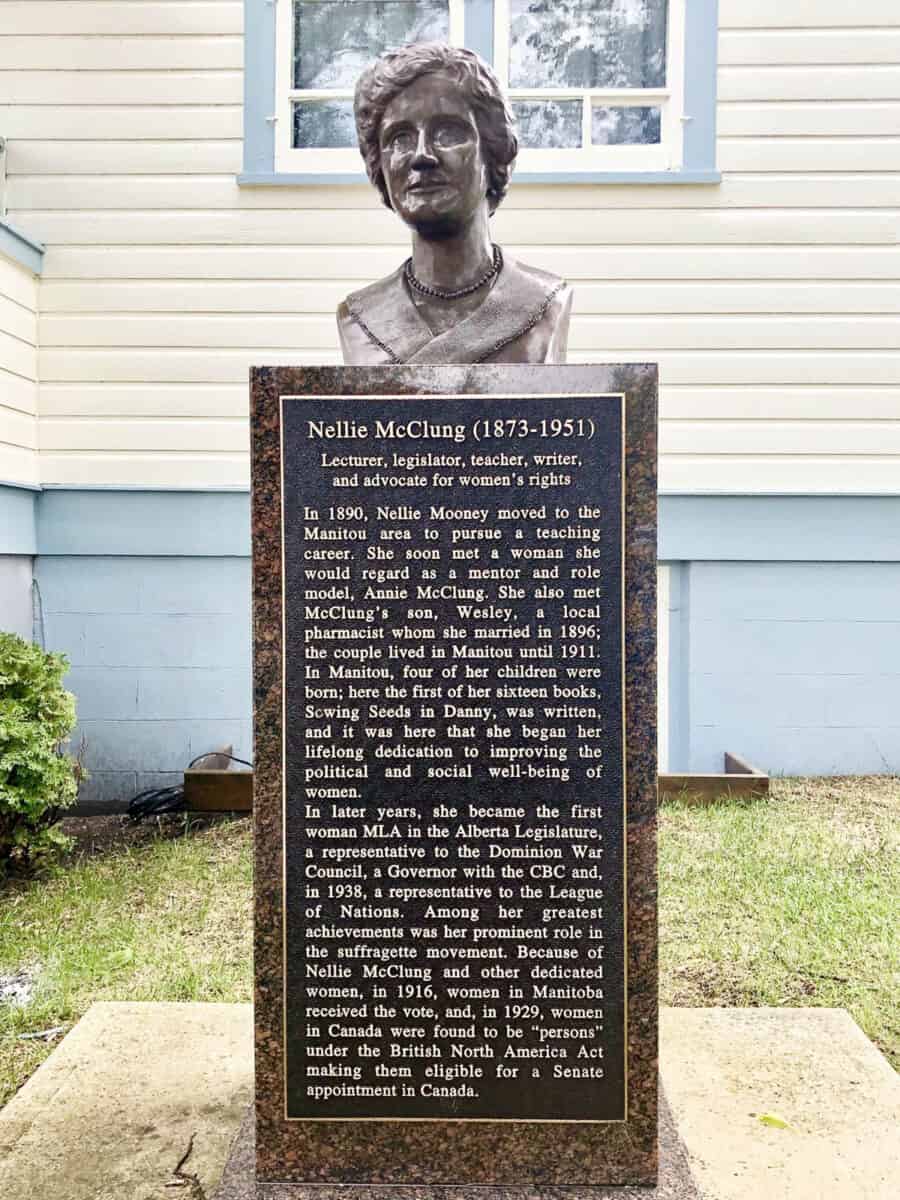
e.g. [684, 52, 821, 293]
[2, 1005, 897, 1199]
[0, 1001, 253, 1200]
[661, 1008, 900, 1200]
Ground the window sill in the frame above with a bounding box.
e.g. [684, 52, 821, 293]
[237, 168, 721, 188]
[0, 220, 45, 274]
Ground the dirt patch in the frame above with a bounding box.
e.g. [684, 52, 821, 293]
[57, 813, 247, 867]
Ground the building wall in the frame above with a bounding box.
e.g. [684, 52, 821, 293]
[0, 251, 38, 487]
[1, 0, 898, 492]
[1, 3, 898, 796]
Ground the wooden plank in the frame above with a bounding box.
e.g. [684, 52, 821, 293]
[661, 420, 900, 456]
[719, 102, 900, 139]
[39, 417, 249, 453]
[0, 442, 38, 488]
[0, 257, 38, 311]
[0, 103, 244, 141]
[35, 448, 900, 494]
[719, 30, 900, 67]
[0, 329, 37, 381]
[43, 416, 900, 458]
[660, 455, 900, 494]
[10, 172, 900, 212]
[38, 450, 249, 489]
[0, 36, 242, 71]
[16, 208, 897, 246]
[39, 312, 900, 352]
[720, 65, 900, 103]
[42, 420, 900, 462]
[3, 71, 243, 105]
[39, 382, 248, 418]
[0, 404, 37, 451]
[0, 293, 38, 346]
[659, 774, 769, 804]
[37, 348, 900, 387]
[0, 369, 38, 416]
[183, 769, 252, 813]
[36, 278, 900, 317]
[719, 0, 900, 29]
[1, 2, 243, 36]
[724, 753, 766, 777]
[40, 244, 900, 281]
[719, 138, 900, 173]
[8, 140, 241, 176]
[36, 383, 900, 424]
[662, 387, 900, 421]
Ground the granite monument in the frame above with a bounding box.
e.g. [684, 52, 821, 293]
[231, 39, 672, 1200]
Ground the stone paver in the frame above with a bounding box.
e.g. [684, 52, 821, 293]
[0, 1001, 252, 1200]
[661, 1007, 900, 1200]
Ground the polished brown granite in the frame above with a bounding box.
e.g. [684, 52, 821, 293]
[251, 365, 658, 1190]
[216, 1090, 697, 1199]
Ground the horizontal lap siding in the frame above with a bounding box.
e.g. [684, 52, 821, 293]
[0, 3, 898, 491]
[0, 255, 39, 487]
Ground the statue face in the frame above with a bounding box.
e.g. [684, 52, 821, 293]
[378, 71, 489, 237]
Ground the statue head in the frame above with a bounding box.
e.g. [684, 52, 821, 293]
[354, 42, 518, 231]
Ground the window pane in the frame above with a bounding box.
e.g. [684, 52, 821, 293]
[509, 0, 667, 90]
[293, 99, 358, 147]
[294, 0, 450, 90]
[512, 100, 583, 149]
[592, 104, 660, 144]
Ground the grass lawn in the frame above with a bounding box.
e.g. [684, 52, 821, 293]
[0, 777, 897, 1109]
[660, 776, 899, 1069]
[0, 816, 252, 1109]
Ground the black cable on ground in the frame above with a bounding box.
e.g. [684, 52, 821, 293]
[126, 784, 186, 822]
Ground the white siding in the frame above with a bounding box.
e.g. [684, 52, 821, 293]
[1, 1, 898, 491]
[0, 252, 38, 487]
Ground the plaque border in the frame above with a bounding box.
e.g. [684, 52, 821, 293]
[278, 392, 628, 1125]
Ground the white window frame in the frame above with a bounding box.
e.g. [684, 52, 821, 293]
[274, 0, 467, 174]
[494, 0, 685, 173]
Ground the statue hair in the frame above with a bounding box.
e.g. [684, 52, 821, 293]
[354, 42, 518, 214]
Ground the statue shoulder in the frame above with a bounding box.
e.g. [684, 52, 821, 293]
[336, 267, 407, 365]
[508, 258, 573, 310]
[487, 256, 574, 364]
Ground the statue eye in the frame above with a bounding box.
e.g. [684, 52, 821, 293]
[432, 120, 469, 148]
[386, 129, 415, 153]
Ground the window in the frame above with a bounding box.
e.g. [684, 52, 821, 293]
[242, 0, 718, 183]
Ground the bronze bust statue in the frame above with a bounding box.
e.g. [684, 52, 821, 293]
[337, 43, 572, 365]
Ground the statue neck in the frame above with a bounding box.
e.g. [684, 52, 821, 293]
[409, 210, 493, 293]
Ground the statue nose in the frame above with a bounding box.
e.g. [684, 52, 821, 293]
[411, 129, 439, 167]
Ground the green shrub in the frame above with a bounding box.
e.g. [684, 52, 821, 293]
[0, 632, 81, 871]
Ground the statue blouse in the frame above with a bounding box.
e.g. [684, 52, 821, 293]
[337, 255, 572, 365]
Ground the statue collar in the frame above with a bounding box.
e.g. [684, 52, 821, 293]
[344, 255, 563, 364]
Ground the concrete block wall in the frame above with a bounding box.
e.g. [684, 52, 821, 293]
[35, 554, 252, 813]
[668, 562, 900, 775]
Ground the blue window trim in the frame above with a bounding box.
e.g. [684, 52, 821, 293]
[240, 0, 720, 186]
[0, 219, 44, 274]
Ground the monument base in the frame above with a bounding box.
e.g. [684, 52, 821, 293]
[214, 1089, 699, 1200]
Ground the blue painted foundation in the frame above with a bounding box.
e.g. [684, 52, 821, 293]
[34, 553, 252, 813]
[2, 488, 899, 808]
[665, 561, 900, 775]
